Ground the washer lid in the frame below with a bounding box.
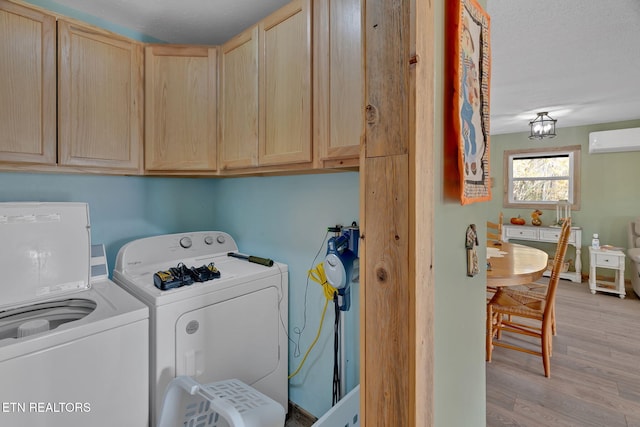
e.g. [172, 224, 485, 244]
[0, 202, 91, 309]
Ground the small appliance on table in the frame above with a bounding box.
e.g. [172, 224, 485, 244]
[112, 231, 288, 427]
[0, 202, 149, 427]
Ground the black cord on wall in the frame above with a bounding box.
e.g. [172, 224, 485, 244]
[332, 291, 341, 405]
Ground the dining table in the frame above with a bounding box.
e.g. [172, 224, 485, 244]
[486, 240, 549, 287]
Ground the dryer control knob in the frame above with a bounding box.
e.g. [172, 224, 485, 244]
[204, 235, 214, 245]
[179, 237, 192, 249]
[216, 235, 226, 244]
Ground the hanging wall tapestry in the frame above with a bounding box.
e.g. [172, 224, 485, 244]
[444, 0, 491, 205]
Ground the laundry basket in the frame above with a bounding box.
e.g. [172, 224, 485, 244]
[311, 385, 359, 427]
[157, 376, 285, 427]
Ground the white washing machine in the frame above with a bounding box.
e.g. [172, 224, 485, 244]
[0, 202, 149, 427]
[112, 231, 288, 427]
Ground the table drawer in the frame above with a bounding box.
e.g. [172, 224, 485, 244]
[539, 228, 577, 244]
[594, 253, 622, 268]
[505, 227, 538, 240]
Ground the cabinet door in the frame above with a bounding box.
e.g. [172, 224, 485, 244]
[259, 0, 312, 166]
[314, 0, 363, 163]
[219, 26, 259, 170]
[145, 45, 217, 172]
[58, 20, 143, 171]
[0, 0, 56, 164]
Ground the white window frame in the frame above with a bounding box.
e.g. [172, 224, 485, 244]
[503, 145, 581, 210]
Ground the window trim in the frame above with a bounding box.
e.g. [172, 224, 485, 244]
[503, 145, 581, 210]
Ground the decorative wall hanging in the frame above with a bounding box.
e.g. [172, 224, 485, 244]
[444, 0, 491, 205]
[466, 224, 479, 277]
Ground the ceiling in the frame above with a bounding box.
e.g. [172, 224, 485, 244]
[47, 0, 640, 136]
[49, 0, 292, 45]
[487, 0, 640, 135]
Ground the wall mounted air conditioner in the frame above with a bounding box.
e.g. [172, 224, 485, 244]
[589, 127, 640, 154]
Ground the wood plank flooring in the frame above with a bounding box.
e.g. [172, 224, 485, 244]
[487, 280, 640, 427]
[285, 401, 317, 427]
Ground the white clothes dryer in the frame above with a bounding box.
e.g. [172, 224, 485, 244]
[0, 202, 149, 427]
[113, 231, 288, 427]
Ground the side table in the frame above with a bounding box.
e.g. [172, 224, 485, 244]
[588, 247, 626, 298]
[502, 224, 582, 283]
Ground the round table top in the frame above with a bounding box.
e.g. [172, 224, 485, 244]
[486, 241, 549, 287]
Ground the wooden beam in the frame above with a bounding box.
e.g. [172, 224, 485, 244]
[361, 154, 410, 426]
[409, 0, 435, 425]
[363, 0, 409, 157]
[361, 0, 434, 425]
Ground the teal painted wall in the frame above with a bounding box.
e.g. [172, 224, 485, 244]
[211, 173, 360, 417]
[0, 173, 218, 269]
[489, 119, 640, 281]
[434, 0, 488, 425]
[0, 171, 359, 418]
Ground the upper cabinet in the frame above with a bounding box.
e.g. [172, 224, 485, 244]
[58, 20, 144, 171]
[259, 0, 312, 167]
[145, 45, 218, 172]
[2, 0, 361, 177]
[218, 0, 312, 173]
[0, 0, 56, 165]
[0, 1, 143, 173]
[314, 0, 363, 166]
[218, 26, 259, 170]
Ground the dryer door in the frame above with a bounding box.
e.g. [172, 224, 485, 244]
[175, 286, 280, 387]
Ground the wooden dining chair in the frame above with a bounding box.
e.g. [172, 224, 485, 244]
[487, 212, 504, 301]
[486, 212, 504, 299]
[520, 227, 571, 333]
[486, 218, 571, 378]
[487, 212, 504, 242]
[521, 257, 557, 337]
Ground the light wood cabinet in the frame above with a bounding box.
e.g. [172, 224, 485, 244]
[0, 0, 56, 165]
[314, 0, 363, 166]
[218, 26, 259, 170]
[145, 45, 217, 172]
[218, 0, 312, 173]
[58, 20, 144, 171]
[258, 0, 312, 167]
[2, 0, 355, 177]
[0, 5, 141, 172]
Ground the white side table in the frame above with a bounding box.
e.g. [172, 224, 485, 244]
[502, 224, 582, 283]
[588, 247, 626, 298]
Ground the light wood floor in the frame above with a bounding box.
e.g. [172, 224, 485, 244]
[487, 279, 640, 427]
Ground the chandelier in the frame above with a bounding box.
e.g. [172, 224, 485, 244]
[529, 112, 557, 140]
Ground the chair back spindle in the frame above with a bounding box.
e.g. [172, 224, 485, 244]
[487, 212, 504, 241]
[543, 219, 571, 325]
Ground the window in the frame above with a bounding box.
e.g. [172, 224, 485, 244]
[503, 145, 581, 209]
